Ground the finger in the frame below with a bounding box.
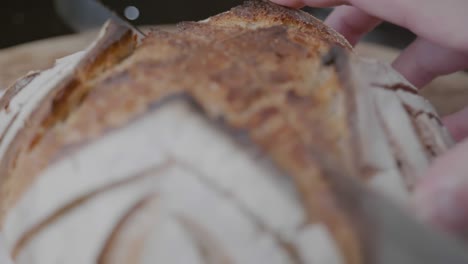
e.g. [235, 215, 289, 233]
[413, 139, 468, 236]
[443, 107, 468, 142]
[324, 6, 381, 46]
[347, 0, 468, 52]
[392, 38, 468, 88]
[273, 0, 468, 52]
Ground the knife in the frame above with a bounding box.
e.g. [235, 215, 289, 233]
[53, 0, 146, 37]
[317, 155, 468, 264]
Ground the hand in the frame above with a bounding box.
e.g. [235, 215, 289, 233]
[271, 0, 468, 237]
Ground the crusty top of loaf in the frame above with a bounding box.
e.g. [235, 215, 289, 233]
[204, 0, 352, 49]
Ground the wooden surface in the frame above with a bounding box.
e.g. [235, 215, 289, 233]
[0, 25, 467, 116]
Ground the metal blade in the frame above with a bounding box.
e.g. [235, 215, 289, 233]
[93, 0, 146, 37]
[318, 156, 468, 264]
[53, 0, 146, 36]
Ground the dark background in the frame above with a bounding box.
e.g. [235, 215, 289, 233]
[0, 0, 415, 49]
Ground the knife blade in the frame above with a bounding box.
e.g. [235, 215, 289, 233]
[93, 0, 147, 37]
[317, 155, 468, 264]
[53, 0, 146, 37]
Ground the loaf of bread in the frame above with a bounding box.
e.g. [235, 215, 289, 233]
[0, 1, 454, 263]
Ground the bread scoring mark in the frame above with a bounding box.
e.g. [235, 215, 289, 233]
[402, 104, 443, 127]
[176, 160, 304, 264]
[415, 111, 444, 126]
[405, 104, 450, 161]
[25, 24, 140, 154]
[0, 72, 39, 112]
[97, 195, 157, 264]
[10, 160, 173, 259]
[0, 112, 19, 148]
[80, 31, 137, 81]
[374, 104, 415, 191]
[0, 52, 86, 203]
[371, 82, 418, 95]
[176, 215, 236, 264]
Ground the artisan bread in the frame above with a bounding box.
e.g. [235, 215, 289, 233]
[0, 1, 453, 263]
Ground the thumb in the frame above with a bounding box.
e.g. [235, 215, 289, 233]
[413, 139, 468, 238]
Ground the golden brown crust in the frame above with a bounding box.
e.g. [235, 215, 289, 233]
[206, 0, 352, 50]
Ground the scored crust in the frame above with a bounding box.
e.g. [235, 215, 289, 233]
[0, 1, 454, 264]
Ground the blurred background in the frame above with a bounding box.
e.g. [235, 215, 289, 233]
[0, 0, 416, 50]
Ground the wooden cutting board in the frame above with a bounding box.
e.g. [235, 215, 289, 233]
[1, 25, 467, 116]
